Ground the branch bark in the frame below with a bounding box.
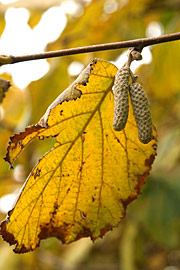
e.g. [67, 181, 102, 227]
[0, 32, 180, 66]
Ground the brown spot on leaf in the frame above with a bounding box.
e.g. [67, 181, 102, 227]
[38, 136, 44, 140]
[8, 208, 14, 216]
[76, 226, 92, 241]
[98, 224, 113, 239]
[145, 153, 156, 168]
[38, 222, 70, 244]
[34, 168, 41, 179]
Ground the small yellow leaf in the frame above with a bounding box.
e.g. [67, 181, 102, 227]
[1, 59, 157, 253]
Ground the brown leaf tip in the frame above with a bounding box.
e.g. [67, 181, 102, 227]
[4, 124, 42, 167]
[0, 218, 39, 253]
[0, 219, 16, 245]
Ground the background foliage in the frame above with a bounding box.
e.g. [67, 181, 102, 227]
[0, 0, 180, 269]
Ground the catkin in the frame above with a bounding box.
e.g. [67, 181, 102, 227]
[129, 82, 153, 144]
[113, 66, 130, 131]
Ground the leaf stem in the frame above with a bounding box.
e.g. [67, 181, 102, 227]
[0, 32, 180, 66]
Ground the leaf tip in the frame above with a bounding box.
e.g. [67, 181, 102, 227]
[3, 147, 13, 169]
[0, 218, 17, 247]
[0, 217, 37, 253]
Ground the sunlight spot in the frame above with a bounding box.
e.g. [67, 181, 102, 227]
[0, 6, 67, 89]
[68, 61, 84, 77]
[0, 61, 50, 90]
[146, 21, 164, 38]
[0, 0, 18, 3]
[0, 191, 19, 213]
[61, 0, 83, 17]
[0, 105, 4, 121]
[13, 164, 25, 182]
[104, 0, 118, 14]
[33, 6, 67, 46]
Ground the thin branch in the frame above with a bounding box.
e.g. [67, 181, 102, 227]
[0, 32, 180, 66]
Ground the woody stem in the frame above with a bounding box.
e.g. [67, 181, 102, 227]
[0, 31, 180, 66]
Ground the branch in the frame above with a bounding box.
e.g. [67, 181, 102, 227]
[0, 32, 180, 66]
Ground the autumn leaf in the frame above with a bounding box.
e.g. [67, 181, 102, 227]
[0, 59, 157, 253]
[0, 78, 10, 103]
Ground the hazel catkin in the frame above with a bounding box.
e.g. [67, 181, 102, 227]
[129, 82, 153, 144]
[113, 66, 130, 131]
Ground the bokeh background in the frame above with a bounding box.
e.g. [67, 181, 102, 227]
[0, 0, 180, 269]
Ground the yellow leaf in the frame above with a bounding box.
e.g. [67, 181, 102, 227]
[1, 59, 157, 253]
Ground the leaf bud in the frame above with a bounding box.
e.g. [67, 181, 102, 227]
[129, 82, 153, 144]
[113, 66, 130, 131]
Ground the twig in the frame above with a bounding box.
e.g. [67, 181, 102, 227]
[0, 32, 180, 66]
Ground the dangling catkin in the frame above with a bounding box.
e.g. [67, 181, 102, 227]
[129, 82, 153, 144]
[113, 66, 130, 131]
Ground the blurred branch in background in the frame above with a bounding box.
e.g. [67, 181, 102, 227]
[119, 221, 137, 270]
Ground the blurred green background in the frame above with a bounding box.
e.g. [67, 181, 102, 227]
[0, 0, 180, 269]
